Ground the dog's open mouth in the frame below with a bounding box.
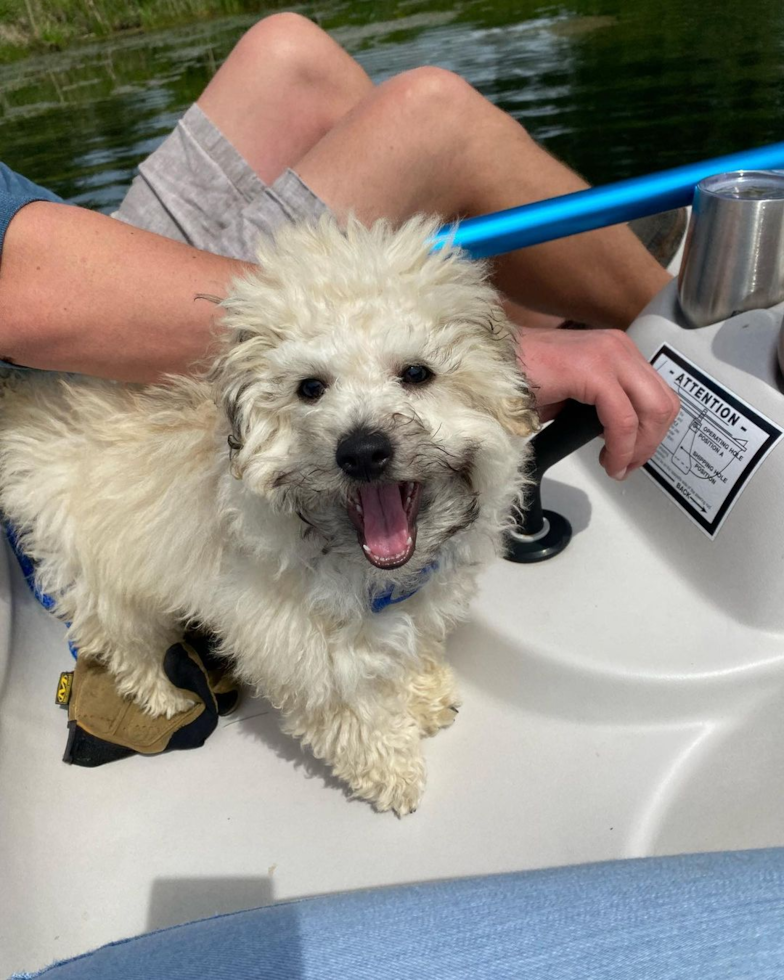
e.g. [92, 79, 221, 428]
[347, 482, 422, 569]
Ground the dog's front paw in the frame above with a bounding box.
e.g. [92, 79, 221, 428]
[114, 667, 196, 719]
[407, 661, 462, 737]
[286, 702, 427, 816]
[415, 700, 461, 738]
[143, 685, 197, 720]
[350, 757, 426, 817]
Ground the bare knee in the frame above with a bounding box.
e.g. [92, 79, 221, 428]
[376, 66, 513, 149]
[383, 67, 476, 123]
[237, 12, 326, 62]
[231, 13, 363, 93]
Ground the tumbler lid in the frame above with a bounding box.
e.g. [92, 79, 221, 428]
[698, 170, 784, 201]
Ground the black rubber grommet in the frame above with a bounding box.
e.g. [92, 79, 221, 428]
[503, 510, 573, 564]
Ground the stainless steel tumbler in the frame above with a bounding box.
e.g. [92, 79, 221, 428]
[678, 170, 784, 327]
[778, 314, 784, 377]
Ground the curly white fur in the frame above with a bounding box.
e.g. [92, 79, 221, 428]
[0, 215, 536, 814]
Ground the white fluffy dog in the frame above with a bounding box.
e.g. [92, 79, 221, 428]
[0, 216, 535, 815]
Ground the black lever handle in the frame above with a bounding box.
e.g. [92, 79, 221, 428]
[504, 400, 603, 564]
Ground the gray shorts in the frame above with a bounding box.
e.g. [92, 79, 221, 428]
[114, 103, 328, 262]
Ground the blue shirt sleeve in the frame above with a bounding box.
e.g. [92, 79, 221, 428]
[0, 162, 63, 257]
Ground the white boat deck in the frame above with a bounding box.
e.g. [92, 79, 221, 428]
[4, 257, 784, 976]
[3, 416, 783, 974]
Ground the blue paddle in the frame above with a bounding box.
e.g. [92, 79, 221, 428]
[433, 140, 784, 259]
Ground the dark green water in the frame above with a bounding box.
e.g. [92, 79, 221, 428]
[2, 0, 783, 212]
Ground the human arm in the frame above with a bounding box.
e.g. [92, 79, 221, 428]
[0, 201, 250, 383]
[0, 202, 678, 479]
[517, 326, 680, 480]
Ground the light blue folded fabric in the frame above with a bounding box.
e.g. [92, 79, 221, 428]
[12, 848, 784, 979]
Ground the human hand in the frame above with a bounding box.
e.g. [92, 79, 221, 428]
[517, 327, 680, 479]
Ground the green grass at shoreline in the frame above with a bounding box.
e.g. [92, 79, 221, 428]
[0, 0, 266, 61]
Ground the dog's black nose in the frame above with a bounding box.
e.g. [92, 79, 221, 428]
[336, 429, 394, 482]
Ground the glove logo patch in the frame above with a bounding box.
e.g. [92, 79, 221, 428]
[55, 671, 73, 707]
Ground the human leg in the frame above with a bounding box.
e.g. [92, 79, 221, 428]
[293, 66, 671, 329]
[114, 12, 371, 250]
[108, 14, 677, 469]
[197, 12, 373, 185]
[120, 15, 667, 328]
[192, 14, 669, 329]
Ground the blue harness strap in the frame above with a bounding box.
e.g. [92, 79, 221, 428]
[369, 562, 439, 614]
[5, 519, 436, 647]
[4, 521, 78, 658]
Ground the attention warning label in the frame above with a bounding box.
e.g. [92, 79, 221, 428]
[643, 345, 783, 538]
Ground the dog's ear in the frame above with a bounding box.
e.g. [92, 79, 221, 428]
[493, 385, 540, 438]
[222, 381, 250, 478]
[460, 309, 540, 438]
[210, 335, 269, 454]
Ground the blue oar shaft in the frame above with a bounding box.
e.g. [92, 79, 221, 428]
[433, 141, 784, 259]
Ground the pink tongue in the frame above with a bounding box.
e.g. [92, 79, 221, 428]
[358, 484, 410, 559]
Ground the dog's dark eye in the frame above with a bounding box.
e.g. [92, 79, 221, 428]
[400, 364, 432, 386]
[297, 378, 327, 401]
